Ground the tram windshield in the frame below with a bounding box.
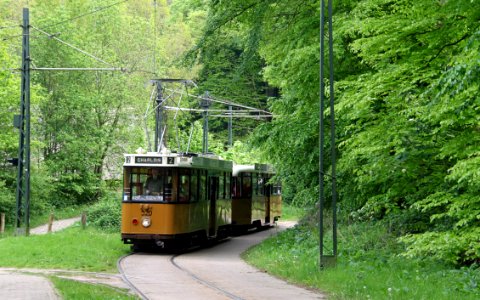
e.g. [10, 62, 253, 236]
[123, 167, 204, 203]
[122, 167, 172, 202]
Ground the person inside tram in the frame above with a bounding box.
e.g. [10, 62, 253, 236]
[145, 168, 163, 196]
[179, 176, 189, 202]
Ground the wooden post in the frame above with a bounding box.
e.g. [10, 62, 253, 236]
[47, 213, 54, 233]
[0, 213, 5, 234]
[81, 212, 87, 229]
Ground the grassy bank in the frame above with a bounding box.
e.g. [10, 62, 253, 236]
[1, 205, 89, 237]
[50, 277, 137, 300]
[0, 225, 129, 272]
[0, 219, 133, 298]
[244, 221, 480, 299]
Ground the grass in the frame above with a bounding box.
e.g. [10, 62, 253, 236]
[243, 221, 480, 299]
[29, 205, 89, 227]
[0, 205, 135, 299]
[279, 204, 308, 221]
[0, 224, 129, 272]
[50, 276, 138, 300]
[1, 205, 89, 237]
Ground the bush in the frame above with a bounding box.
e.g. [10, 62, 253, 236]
[0, 179, 15, 217]
[86, 195, 121, 232]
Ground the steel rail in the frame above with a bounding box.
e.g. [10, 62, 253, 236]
[169, 254, 245, 300]
[117, 253, 150, 300]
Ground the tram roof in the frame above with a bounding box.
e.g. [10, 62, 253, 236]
[123, 150, 233, 172]
[233, 163, 275, 176]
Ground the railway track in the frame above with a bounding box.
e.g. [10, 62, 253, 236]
[118, 250, 245, 300]
[117, 253, 150, 300]
[117, 222, 324, 300]
[169, 253, 244, 300]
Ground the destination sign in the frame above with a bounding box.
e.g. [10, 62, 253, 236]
[135, 157, 163, 164]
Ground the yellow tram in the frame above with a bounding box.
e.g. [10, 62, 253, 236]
[232, 164, 282, 229]
[121, 149, 233, 249]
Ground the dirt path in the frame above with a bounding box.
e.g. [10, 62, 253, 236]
[0, 269, 60, 300]
[30, 216, 81, 235]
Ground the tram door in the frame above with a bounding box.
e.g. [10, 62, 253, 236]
[208, 176, 219, 236]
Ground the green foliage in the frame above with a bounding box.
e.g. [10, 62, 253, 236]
[219, 140, 259, 164]
[0, 42, 19, 159]
[245, 221, 480, 299]
[0, 179, 15, 216]
[184, 0, 273, 146]
[401, 227, 480, 266]
[86, 194, 122, 232]
[1, 0, 478, 273]
[1, 0, 205, 214]
[0, 226, 129, 272]
[197, 0, 480, 266]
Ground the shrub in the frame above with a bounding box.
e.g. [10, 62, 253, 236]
[86, 195, 121, 232]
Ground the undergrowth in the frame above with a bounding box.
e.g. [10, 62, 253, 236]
[244, 221, 480, 299]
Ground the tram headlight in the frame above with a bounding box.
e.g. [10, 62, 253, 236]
[142, 217, 151, 228]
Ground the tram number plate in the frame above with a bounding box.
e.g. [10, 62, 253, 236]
[135, 157, 163, 164]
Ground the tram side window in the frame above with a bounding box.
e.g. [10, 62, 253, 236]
[242, 173, 252, 198]
[191, 170, 198, 202]
[253, 173, 258, 196]
[219, 172, 225, 199]
[272, 182, 282, 195]
[232, 176, 241, 198]
[123, 168, 132, 201]
[225, 173, 231, 199]
[199, 171, 207, 201]
[258, 175, 265, 196]
[179, 169, 190, 202]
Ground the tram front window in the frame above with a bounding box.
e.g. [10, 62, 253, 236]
[127, 167, 167, 202]
[145, 168, 163, 195]
[125, 167, 198, 202]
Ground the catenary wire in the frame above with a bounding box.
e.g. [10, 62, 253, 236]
[36, 0, 130, 30]
[0, 24, 20, 30]
[31, 25, 119, 68]
[164, 88, 272, 115]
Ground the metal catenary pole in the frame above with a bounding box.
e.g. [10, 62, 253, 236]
[328, 0, 338, 260]
[228, 105, 233, 147]
[14, 7, 31, 236]
[319, 0, 326, 268]
[13, 8, 127, 236]
[202, 91, 211, 154]
[319, 0, 337, 268]
[155, 81, 164, 151]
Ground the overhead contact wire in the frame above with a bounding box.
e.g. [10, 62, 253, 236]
[31, 25, 120, 68]
[37, 0, 131, 30]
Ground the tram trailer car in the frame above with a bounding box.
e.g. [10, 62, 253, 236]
[232, 164, 282, 230]
[121, 150, 233, 249]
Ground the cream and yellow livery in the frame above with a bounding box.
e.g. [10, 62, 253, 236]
[232, 164, 282, 229]
[121, 149, 233, 249]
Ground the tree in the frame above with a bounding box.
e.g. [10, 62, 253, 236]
[194, 0, 480, 265]
[0, 40, 21, 216]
